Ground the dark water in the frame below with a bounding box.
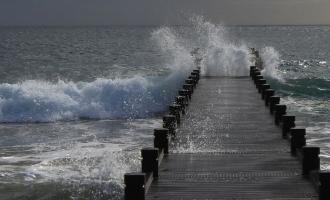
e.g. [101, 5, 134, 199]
[0, 23, 329, 199]
[0, 26, 166, 83]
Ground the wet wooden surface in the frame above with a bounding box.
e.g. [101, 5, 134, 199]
[146, 77, 318, 200]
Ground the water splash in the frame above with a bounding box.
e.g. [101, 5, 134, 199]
[260, 46, 283, 80]
[191, 16, 251, 76]
[0, 118, 161, 199]
[0, 77, 156, 122]
[151, 27, 193, 73]
[0, 18, 289, 123]
[0, 27, 193, 123]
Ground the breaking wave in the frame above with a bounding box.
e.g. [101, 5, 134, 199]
[0, 17, 284, 123]
[0, 26, 193, 123]
[0, 75, 183, 123]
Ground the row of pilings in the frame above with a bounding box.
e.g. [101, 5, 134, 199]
[250, 65, 329, 200]
[123, 68, 201, 200]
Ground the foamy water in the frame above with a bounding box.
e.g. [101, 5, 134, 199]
[0, 20, 330, 200]
[0, 17, 255, 123]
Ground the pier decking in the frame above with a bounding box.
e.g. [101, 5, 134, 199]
[146, 77, 317, 199]
[124, 62, 329, 200]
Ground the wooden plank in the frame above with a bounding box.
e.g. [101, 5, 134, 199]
[146, 77, 318, 200]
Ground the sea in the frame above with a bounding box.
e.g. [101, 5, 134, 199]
[0, 17, 329, 199]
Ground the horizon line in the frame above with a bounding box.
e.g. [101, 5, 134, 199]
[1, 24, 330, 27]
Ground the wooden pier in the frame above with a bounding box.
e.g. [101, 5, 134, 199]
[123, 51, 330, 200]
[147, 77, 317, 199]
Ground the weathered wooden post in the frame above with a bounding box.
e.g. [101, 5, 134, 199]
[261, 84, 271, 99]
[250, 66, 256, 77]
[252, 71, 261, 81]
[290, 128, 306, 155]
[257, 79, 266, 93]
[141, 148, 159, 178]
[265, 89, 275, 106]
[191, 71, 200, 81]
[183, 84, 194, 93]
[319, 171, 330, 200]
[269, 96, 280, 114]
[281, 115, 295, 138]
[175, 96, 186, 114]
[154, 128, 169, 154]
[274, 104, 287, 125]
[189, 75, 198, 85]
[169, 104, 181, 124]
[302, 146, 320, 176]
[185, 79, 196, 88]
[179, 89, 191, 102]
[254, 75, 263, 85]
[163, 115, 176, 136]
[193, 69, 200, 74]
[250, 69, 258, 79]
[124, 173, 145, 200]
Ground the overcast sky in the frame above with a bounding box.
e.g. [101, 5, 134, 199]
[1, 0, 330, 26]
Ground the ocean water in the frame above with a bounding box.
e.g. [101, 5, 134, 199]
[0, 18, 329, 199]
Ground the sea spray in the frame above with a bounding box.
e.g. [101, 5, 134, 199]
[0, 28, 194, 123]
[0, 18, 288, 123]
[260, 46, 283, 80]
[190, 16, 251, 76]
[151, 27, 193, 73]
[0, 75, 192, 123]
[0, 118, 161, 199]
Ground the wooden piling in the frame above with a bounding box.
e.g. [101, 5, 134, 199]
[269, 96, 280, 114]
[265, 89, 275, 106]
[254, 75, 263, 85]
[261, 84, 270, 99]
[257, 79, 266, 93]
[179, 89, 191, 101]
[183, 84, 194, 93]
[175, 96, 186, 114]
[163, 115, 176, 136]
[154, 128, 169, 154]
[274, 104, 287, 125]
[141, 148, 159, 178]
[302, 147, 320, 176]
[250, 66, 257, 77]
[169, 104, 181, 124]
[290, 128, 306, 155]
[281, 115, 295, 138]
[185, 79, 196, 88]
[124, 173, 145, 200]
[319, 171, 330, 200]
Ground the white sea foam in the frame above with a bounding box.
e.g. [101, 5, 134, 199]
[260, 46, 283, 80]
[0, 27, 193, 123]
[191, 16, 251, 76]
[0, 77, 155, 122]
[0, 17, 283, 123]
[25, 142, 139, 184]
[151, 27, 193, 73]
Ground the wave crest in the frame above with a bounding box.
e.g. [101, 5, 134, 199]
[0, 76, 185, 122]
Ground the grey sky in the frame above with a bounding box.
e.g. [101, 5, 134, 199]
[1, 0, 330, 25]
